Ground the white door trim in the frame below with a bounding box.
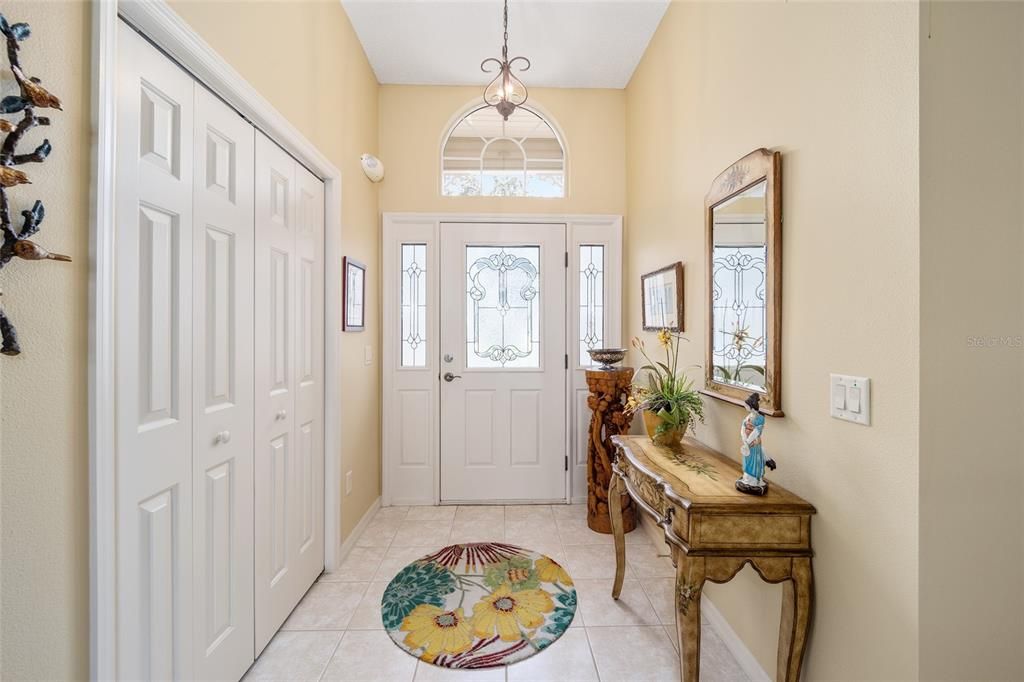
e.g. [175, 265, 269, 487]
[90, 2, 344, 678]
[381, 212, 622, 508]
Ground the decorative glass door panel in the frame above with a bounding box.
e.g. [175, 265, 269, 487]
[578, 244, 604, 365]
[401, 243, 427, 367]
[440, 223, 566, 502]
[465, 245, 541, 369]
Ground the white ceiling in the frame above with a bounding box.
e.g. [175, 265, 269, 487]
[340, 0, 670, 89]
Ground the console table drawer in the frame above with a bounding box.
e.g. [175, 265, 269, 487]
[692, 513, 810, 550]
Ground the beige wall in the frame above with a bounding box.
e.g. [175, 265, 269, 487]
[0, 1, 380, 678]
[919, 3, 1024, 679]
[625, 2, 920, 679]
[0, 2, 91, 679]
[379, 85, 626, 216]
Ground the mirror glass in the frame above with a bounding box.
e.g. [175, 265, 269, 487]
[711, 180, 767, 391]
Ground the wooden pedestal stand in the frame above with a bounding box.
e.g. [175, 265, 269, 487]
[586, 367, 637, 533]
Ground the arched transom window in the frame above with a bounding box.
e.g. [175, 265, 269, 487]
[442, 105, 565, 198]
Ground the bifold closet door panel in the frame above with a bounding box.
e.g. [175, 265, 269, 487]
[254, 134, 296, 652]
[291, 162, 326, 596]
[191, 83, 256, 681]
[254, 134, 327, 653]
[115, 22, 196, 680]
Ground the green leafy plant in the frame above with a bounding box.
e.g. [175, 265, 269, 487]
[713, 363, 765, 384]
[625, 330, 705, 437]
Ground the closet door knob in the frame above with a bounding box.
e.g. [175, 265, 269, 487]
[276, 410, 287, 421]
[214, 430, 232, 445]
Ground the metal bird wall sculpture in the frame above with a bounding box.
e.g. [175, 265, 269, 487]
[0, 12, 68, 356]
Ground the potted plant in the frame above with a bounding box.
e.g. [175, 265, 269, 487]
[625, 330, 705, 447]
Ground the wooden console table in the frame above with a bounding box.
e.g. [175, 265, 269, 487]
[609, 435, 816, 682]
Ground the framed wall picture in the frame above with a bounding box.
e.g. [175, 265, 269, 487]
[343, 256, 366, 331]
[641, 261, 684, 331]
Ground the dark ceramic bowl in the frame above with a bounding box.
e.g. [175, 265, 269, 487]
[587, 347, 628, 370]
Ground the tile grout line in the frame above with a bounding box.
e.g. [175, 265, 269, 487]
[582, 625, 604, 681]
[316, 629, 347, 682]
[561, 524, 606, 681]
[636, 575, 674, 629]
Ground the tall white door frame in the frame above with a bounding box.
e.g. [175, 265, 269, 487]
[89, 2, 344, 678]
[381, 213, 622, 507]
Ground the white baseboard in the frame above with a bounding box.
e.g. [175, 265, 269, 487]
[702, 597, 771, 682]
[337, 497, 381, 563]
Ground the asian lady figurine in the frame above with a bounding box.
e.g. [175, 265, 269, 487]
[736, 393, 776, 495]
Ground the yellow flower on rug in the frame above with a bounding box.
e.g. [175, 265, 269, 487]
[470, 583, 554, 641]
[400, 605, 474, 658]
[534, 556, 573, 586]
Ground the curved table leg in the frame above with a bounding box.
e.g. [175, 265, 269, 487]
[777, 557, 813, 682]
[675, 552, 706, 682]
[608, 472, 627, 599]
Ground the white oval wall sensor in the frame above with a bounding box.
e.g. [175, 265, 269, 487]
[360, 153, 384, 183]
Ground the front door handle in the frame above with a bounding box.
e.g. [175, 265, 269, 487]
[443, 372, 462, 382]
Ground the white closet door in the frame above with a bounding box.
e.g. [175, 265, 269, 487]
[115, 22, 196, 680]
[191, 84, 256, 680]
[292, 164, 326, 597]
[254, 134, 325, 652]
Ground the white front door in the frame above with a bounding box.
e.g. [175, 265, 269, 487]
[439, 223, 567, 502]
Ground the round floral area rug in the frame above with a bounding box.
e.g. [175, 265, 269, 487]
[381, 542, 577, 669]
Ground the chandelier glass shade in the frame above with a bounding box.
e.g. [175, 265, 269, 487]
[481, 0, 530, 121]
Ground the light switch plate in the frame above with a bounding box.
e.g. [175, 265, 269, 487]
[345, 470, 353, 495]
[830, 374, 870, 425]
[364, 345, 373, 366]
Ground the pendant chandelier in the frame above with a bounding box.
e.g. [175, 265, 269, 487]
[480, 0, 530, 121]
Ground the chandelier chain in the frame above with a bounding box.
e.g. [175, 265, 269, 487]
[502, 0, 509, 61]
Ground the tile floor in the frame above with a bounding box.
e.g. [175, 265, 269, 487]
[244, 505, 750, 682]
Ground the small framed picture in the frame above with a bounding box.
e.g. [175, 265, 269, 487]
[641, 261, 684, 331]
[343, 256, 366, 331]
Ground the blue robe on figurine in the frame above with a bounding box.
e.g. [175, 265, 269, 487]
[742, 412, 766, 480]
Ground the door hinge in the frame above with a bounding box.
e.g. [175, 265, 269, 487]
[564, 354, 569, 370]
[565, 455, 569, 471]
[565, 251, 569, 268]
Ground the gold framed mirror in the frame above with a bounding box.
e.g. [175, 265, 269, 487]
[703, 148, 783, 416]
